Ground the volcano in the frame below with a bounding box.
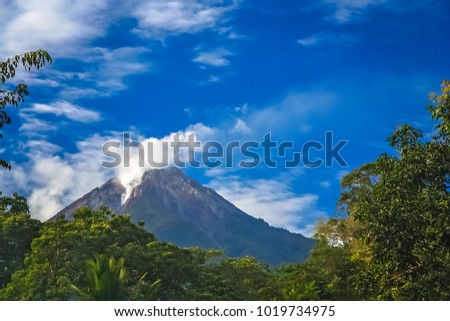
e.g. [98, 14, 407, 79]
[53, 167, 314, 266]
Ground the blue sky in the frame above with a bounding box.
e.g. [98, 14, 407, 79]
[1, 0, 449, 236]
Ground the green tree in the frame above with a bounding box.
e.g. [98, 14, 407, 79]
[0, 207, 156, 300]
[0, 193, 41, 289]
[337, 80, 450, 300]
[0, 206, 220, 301]
[1, 50, 52, 170]
[192, 256, 272, 300]
[254, 213, 369, 301]
[297, 218, 371, 300]
[134, 242, 217, 300]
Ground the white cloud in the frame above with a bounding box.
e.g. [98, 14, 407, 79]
[0, 162, 29, 196]
[21, 140, 62, 155]
[6, 124, 217, 219]
[323, 1, 440, 23]
[297, 37, 320, 46]
[27, 157, 81, 220]
[322, 0, 386, 23]
[203, 167, 239, 177]
[297, 32, 358, 47]
[58, 87, 101, 100]
[0, 133, 115, 220]
[234, 103, 248, 114]
[193, 49, 233, 67]
[25, 100, 100, 123]
[179, 91, 331, 143]
[207, 75, 221, 83]
[208, 175, 327, 236]
[245, 91, 336, 135]
[320, 180, 331, 188]
[93, 47, 151, 90]
[7, 68, 61, 88]
[40, 46, 152, 93]
[102, 123, 217, 203]
[198, 75, 223, 85]
[231, 119, 251, 134]
[0, 0, 108, 57]
[45, 46, 151, 98]
[19, 112, 57, 134]
[131, 0, 237, 37]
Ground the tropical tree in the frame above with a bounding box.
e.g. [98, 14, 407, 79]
[0, 193, 41, 289]
[337, 80, 450, 300]
[264, 227, 365, 301]
[0, 206, 214, 301]
[192, 256, 272, 300]
[0, 207, 156, 300]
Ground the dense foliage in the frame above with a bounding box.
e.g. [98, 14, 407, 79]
[333, 80, 450, 300]
[0, 205, 277, 300]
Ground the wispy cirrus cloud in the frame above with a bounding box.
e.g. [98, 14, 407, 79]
[19, 140, 62, 156]
[297, 32, 359, 47]
[244, 91, 337, 136]
[131, 0, 238, 37]
[208, 175, 327, 236]
[19, 113, 57, 134]
[34, 46, 153, 99]
[193, 48, 234, 67]
[23, 100, 101, 123]
[320, 181, 331, 188]
[322, 0, 387, 23]
[92, 47, 152, 91]
[206, 75, 221, 83]
[321, 0, 437, 23]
